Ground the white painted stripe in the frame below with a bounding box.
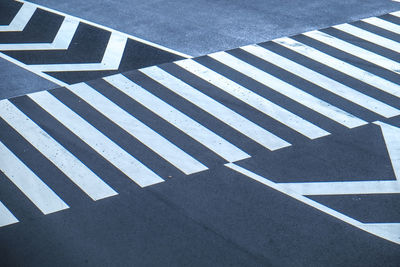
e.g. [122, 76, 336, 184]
[29, 32, 127, 72]
[15, 0, 191, 58]
[333, 23, 400, 53]
[209, 49, 366, 128]
[0, 100, 118, 200]
[0, 201, 18, 227]
[140, 66, 291, 151]
[374, 121, 400, 180]
[362, 17, 400, 35]
[304, 30, 400, 75]
[274, 37, 400, 98]
[103, 74, 250, 162]
[68, 83, 207, 174]
[28, 91, 164, 187]
[0, 17, 79, 51]
[361, 223, 400, 246]
[0, 2, 36, 31]
[226, 163, 400, 245]
[240, 44, 400, 118]
[176, 59, 330, 139]
[0, 141, 69, 215]
[278, 180, 400, 195]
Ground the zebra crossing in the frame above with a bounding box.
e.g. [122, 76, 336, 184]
[0, 0, 186, 86]
[1, 8, 400, 244]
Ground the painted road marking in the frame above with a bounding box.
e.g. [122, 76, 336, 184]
[240, 45, 400, 118]
[175, 59, 330, 139]
[0, 201, 19, 228]
[140, 66, 292, 151]
[274, 37, 400, 98]
[68, 82, 208, 175]
[28, 91, 165, 187]
[0, 100, 118, 201]
[103, 74, 250, 163]
[0, 2, 36, 32]
[0, 141, 69, 215]
[304, 30, 400, 75]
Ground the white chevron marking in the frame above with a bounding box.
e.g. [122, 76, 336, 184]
[0, 17, 79, 51]
[0, 2, 36, 32]
[29, 32, 127, 72]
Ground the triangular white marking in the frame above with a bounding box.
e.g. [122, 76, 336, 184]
[375, 121, 400, 180]
[361, 223, 400, 245]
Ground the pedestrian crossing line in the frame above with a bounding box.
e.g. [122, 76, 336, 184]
[273, 37, 400, 99]
[238, 45, 400, 118]
[140, 66, 292, 151]
[28, 91, 165, 187]
[304, 30, 400, 75]
[191, 55, 368, 130]
[0, 2, 35, 32]
[0, 16, 79, 51]
[362, 17, 400, 35]
[0, 141, 69, 215]
[0, 100, 118, 201]
[68, 82, 208, 175]
[175, 59, 330, 139]
[0, 201, 18, 228]
[333, 23, 400, 53]
[103, 74, 250, 163]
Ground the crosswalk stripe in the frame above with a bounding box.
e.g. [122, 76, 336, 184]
[103, 74, 250, 162]
[0, 141, 69, 214]
[0, 201, 19, 227]
[274, 37, 400, 99]
[28, 91, 164, 187]
[29, 32, 127, 72]
[278, 180, 400, 195]
[68, 82, 208, 174]
[0, 17, 79, 51]
[240, 44, 400, 118]
[362, 17, 400, 35]
[207, 49, 367, 128]
[0, 100, 118, 200]
[333, 23, 400, 53]
[304, 30, 400, 75]
[0, 2, 36, 32]
[175, 59, 330, 139]
[140, 66, 291, 151]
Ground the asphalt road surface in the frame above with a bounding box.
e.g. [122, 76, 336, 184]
[1, 0, 400, 266]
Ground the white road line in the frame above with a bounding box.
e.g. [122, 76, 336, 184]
[333, 23, 400, 53]
[278, 180, 400, 195]
[0, 17, 79, 51]
[374, 121, 400, 180]
[209, 49, 366, 128]
[68, 83, 207, 175]
[103, 74, 250, 162]
[140, 66, 291, 151]
[28, 91, 164, 187]
[241, 44, 400, 118]
[274, 37, 400, 98]
[304, 30, 400, 75]
[0, 100, 118, 201]
[29, 32, 127, 72]
[15, 0, 191, 58]
[0, 2, 36, 32]
[226, 163, 400, 245]
[0, 141, 69, 215]
[176, 59, 330, 139]
[0, 201, 19, 227]
[362, 17, 400, 35]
